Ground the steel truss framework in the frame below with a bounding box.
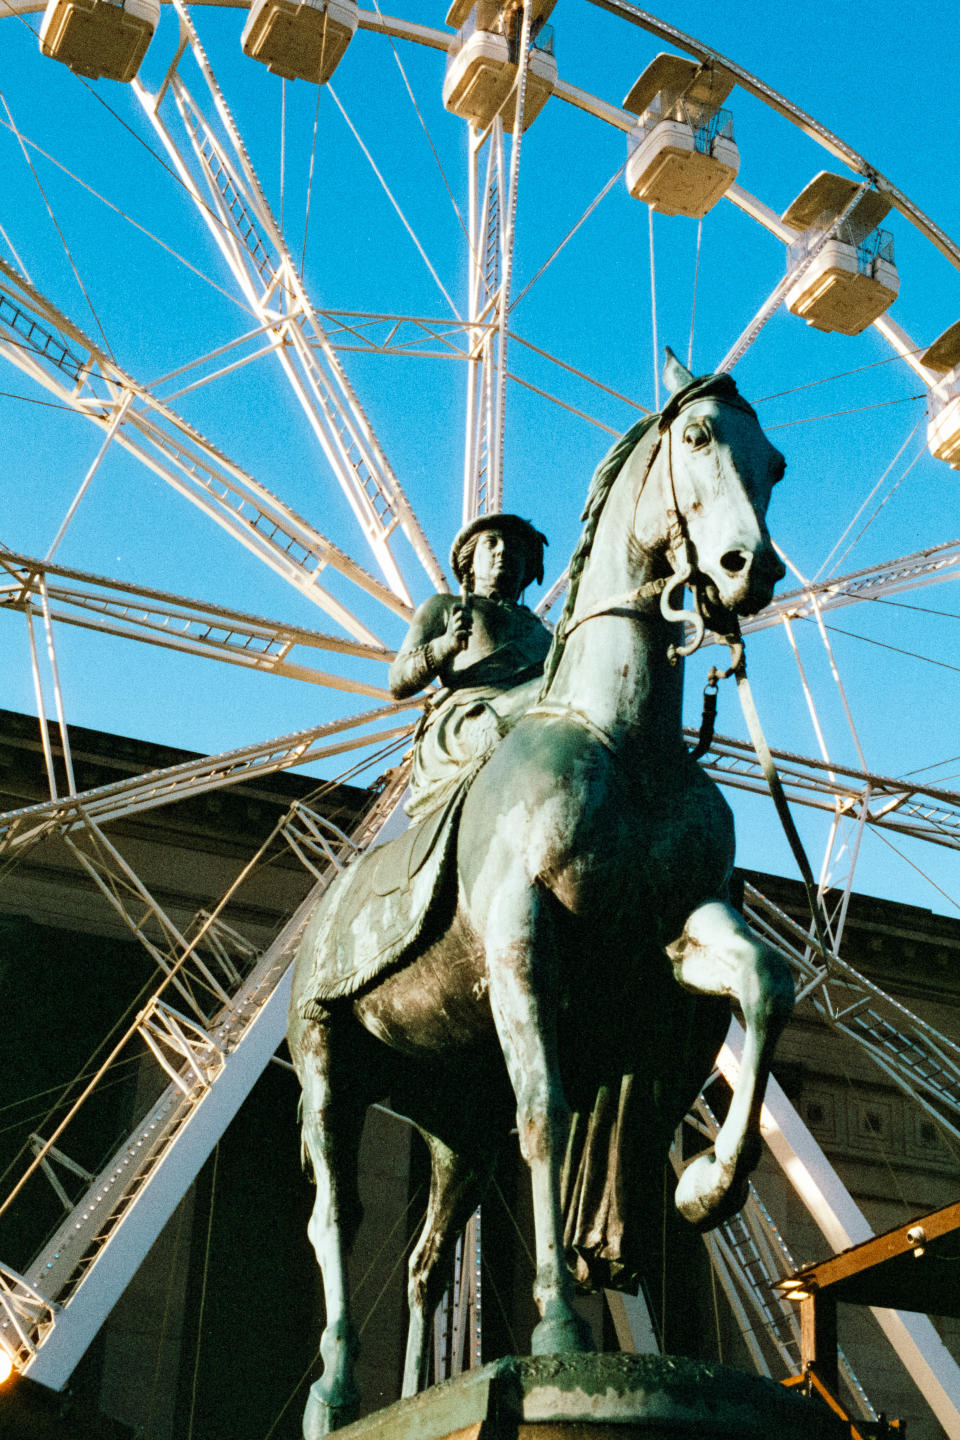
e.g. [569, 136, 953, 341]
[1, 0, 959, 1429]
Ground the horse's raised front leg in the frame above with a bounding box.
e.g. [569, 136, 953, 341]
[484, 882, 590, 1357]
[666, 900, 794, 1229]
[290, 1016, 364, 1440]
[402, 1130, 496, 1396]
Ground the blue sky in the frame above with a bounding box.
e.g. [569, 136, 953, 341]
[0, 0, 958, 918]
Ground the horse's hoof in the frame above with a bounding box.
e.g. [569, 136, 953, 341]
[531, 1300, 592, 1356]
[675, 1152, 749, 1231]
[303, 1381, 359, 1440]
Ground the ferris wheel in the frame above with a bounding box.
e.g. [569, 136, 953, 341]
[0, 0, 959, 1432]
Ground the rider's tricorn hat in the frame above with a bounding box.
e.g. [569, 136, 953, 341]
[450, 513, 548, 591]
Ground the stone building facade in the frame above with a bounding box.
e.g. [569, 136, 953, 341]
[0, 711, 957, 1438]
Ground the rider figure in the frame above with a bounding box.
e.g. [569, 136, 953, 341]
[390, 514, 551, 819]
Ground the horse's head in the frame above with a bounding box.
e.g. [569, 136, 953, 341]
[655, 350, 785, 618]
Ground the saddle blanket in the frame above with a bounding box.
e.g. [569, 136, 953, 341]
[295, 785, 466, 1017]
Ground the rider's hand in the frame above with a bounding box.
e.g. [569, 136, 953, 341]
[440, 601, 472, 658]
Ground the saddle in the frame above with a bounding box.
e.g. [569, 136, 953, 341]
[295, 783, 467, 1017]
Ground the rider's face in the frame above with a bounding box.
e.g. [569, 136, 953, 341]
[470, 529, 524, 599]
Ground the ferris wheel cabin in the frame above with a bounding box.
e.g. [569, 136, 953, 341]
[782, 172, 900, 336]
[443, 0, 558, 133]
[921, 320, 960, 469]
[38, 0, 159, 81]
[621, 54, 739, 218]
[241, 0, 358, 84]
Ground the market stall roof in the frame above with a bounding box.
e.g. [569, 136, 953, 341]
[776, 1199, 960, 1317]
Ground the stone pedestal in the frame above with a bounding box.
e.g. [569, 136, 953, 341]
[336, 1354, 848, 1440]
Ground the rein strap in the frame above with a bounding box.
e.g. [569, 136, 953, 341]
[728, 633, 834, 967]
[561, 576, 668, 638]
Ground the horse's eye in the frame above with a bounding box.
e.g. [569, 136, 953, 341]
[683, 422, 710, 449]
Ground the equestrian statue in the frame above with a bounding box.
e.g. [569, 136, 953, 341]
[288, 350, 795, 1439]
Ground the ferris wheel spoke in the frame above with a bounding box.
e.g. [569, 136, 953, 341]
[460, 5, 547, 521]
[0, 700, 419, 858]
[737, 540, 960, 638]
[0, 549, 395, 696]
[0, 258, 407, 645]
[131, 4, 446, 604]
[699, 733, 960, 852]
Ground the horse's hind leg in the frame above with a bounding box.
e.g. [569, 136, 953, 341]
[291, 1014, 366, 1439]
[402, 1130, 497, 1396]
[667, 900, 794, 1229]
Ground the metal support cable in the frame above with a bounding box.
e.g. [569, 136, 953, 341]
[811, 615, 960, 677]
[0, 217, 31, 283]
[765, 393, 924, 431]
[370, 0, 473, 254]
[509, 331, 649, 410]
[687, 218, 702, 370]
[869, 821, 960, 915]
[185, 1144, 218, 1440]
[492, 0, 535, 505]
[757, 347, 928, 406]
[328, 85, 461, 319]
[0, 90, 115, 362]
[510, 160, 626, 313]
[279, 79, 286, 237]
[300, 81, 322, 280]
[815, 419, 923, 582]
[824, 439, 927, 580]
[649, 205, 659, 410]
[44, 392, 134, 561]
[0, 114, 255, 318]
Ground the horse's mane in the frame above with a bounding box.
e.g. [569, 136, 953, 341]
[538, 411, 659, 697]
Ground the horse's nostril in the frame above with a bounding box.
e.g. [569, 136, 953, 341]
[721, 550, 748, 575]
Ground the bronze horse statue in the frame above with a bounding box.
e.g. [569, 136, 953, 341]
[288, 351, 795, 1438]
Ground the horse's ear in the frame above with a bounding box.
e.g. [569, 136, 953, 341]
[663, 346, 693, 396]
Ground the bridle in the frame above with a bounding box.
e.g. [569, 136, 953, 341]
[560, 375, 759, 664]
[544, 376, 834, 967]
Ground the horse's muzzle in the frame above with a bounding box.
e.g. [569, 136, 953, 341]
[711, 543, 785, 616]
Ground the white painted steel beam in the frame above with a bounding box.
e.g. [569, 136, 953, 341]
[133, 3, 446, 603]
[0, 703, 419, 856]
[21, 918, 301, 1388]
[463, 121, 506, 522]
[0, 549, 395, 697]
[720, 1025, 960, 1439]
[688, 1100, 877, 1417]
[0, 260, 400, 644]
[2, 712, 956, 861]
[736, 540, 960, 635]
[3, 769, 410, 1388]
[699, 734, 960, 851]
[744, 884, 960, 1137]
